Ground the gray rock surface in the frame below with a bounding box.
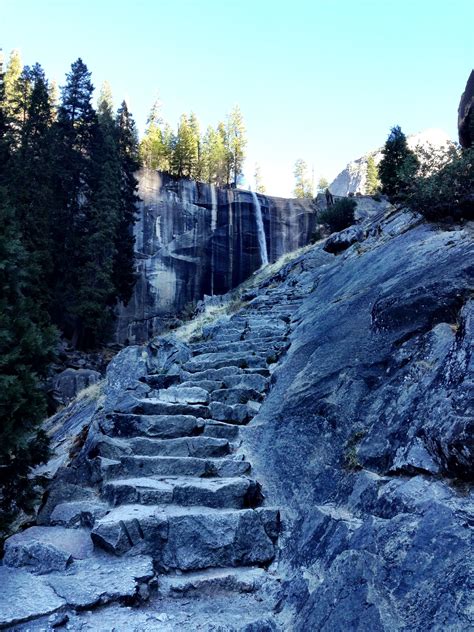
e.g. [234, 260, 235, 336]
[1, 199, 472, 630]
[458, 69, 474, 148]
[0, 567, 65, 627]
[52, 367, 101, 405]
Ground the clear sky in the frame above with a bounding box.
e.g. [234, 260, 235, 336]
[1, 0, 473, 196]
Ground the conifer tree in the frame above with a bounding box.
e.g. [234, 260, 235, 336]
[139, 98, 168, 170]
[317, 176, 329, 193]
[227, 106, 246, 186]
[172, 114, 198, 177]
[9, 64, 55, 315]
[254, 163, 265, 193]
[379, 126, 418, 199]
[188, 112, 201, 179]
[2, 49, 22, 137]
[293, 159, 313, 198]
[365, 155, 380, 195]
[52, 58, 98, 343]
[114, 100, 139, 304]
[0, 187, 55, 532]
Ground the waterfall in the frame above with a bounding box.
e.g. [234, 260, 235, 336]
[251, 191, 269, 266]
[210, 184, 217, 232]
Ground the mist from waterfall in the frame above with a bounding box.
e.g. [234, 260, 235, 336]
[210, 184, 217, 232]
[251, 191, 269, 266]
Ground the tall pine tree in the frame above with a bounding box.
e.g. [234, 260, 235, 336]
[52, 58, 98, 344]
[379, 126, 418, 199]
[114, 100, 138, 304]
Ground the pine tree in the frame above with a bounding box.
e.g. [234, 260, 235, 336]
[188, 112, 201, 179]
[0, 186, 55, 532]
[227, 106, 246, 186]
[9, 64, 55, 315]
[293, 159, 313, 198]
[172, 114, 199, 178]
[2, 49, 22, 136]
[254, 164, 265, 193]
[365, 155, 380, 195]
[317, 176, 329, 193]
[139, 98, 168, 170]
[114, 100, 138, 304]
[379, 126, 418, 199]
[52, 58, 98, 344]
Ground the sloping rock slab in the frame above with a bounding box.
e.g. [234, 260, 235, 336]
[45, 554, 154, 609]
[0, 566, 65, 627]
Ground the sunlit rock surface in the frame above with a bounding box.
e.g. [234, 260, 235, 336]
[115, 170, 317, 344]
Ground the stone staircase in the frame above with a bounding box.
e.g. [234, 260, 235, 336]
[0, 286, 305, 629]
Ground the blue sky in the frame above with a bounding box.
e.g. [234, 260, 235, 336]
[2, 0, 473, 195]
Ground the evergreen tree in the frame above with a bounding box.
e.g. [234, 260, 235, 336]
[227, 106, 246, 186]
[52, 58, 98, 344]
[114, 100, 139, 304]
[317, 176, 329, 193]
[0, 187, 55, 533]
[254, 163, 265, 193]
[188, 112, 201, 179]
[9, 64, 55, 315]
[293, 159, 313, 198]
[379, 126, 419, 199]
[365, 155, 380, 195]
[139, 98, 168, 170]
[172, 114, 198, 178]
[75, 89, 120, 346]
[2, 49, 22, 136]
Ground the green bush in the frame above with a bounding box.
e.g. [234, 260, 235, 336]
[319, 198, 356, 232]
[408, 146, 474, 221]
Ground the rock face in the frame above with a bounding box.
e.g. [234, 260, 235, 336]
[115, 170, 317, 344]
[329, 128, 453, 196]
[458, 70, 474, 148]
[1, 200, 472, 630]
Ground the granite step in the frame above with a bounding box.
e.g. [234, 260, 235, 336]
[183, 352, 269, 373]
[127, 435, 231, 458]
[100, 413, 204, 439]
[91, 504, 280, 570]
[157, 566, 268, 597]
[101, 476, 263, 509]
[99, 455, 251, 480]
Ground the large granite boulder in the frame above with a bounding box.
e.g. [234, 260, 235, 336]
[458, 69, 474, 148]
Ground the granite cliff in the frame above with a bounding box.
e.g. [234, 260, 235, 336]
[115, 171, 318, 344]
[1, 194, 472, 630]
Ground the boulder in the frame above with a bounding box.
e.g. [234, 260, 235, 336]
[458, 70, 474, 148]
[53, 367, 101, 404]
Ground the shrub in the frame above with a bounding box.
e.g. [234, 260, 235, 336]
[408, 146, 474, 221]
[319, 198, 356, 233]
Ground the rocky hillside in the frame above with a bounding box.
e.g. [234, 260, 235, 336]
[0, 198, 472, 630]
[329, 128, 453, 196]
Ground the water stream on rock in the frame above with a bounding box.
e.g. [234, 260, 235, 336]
[251, 191, 269, 266]
[210, 184, 217, 232]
